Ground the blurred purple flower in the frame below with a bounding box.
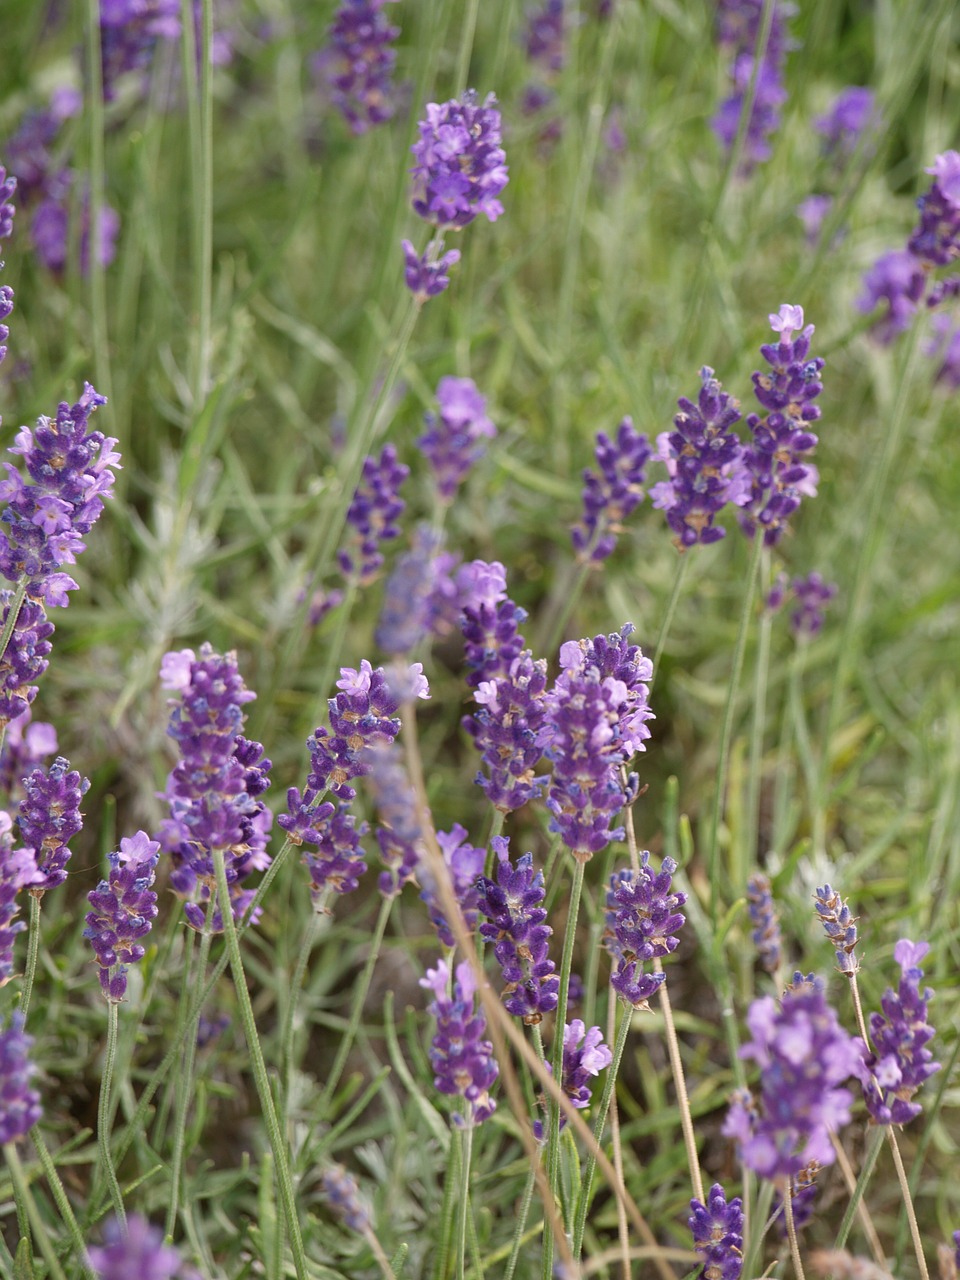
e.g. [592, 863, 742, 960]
[419, 823, 484, 947]
[321, 1164, 371, 1233]
[420, 957, 499, 1126]
[747, 872, 781, 975]
[420, 376, 496, 502]
[338, 444, 409, 585]
[790, 572, 837, 636]
[857, 250, 926, 343]
[572, 417, 652, 561]
[0, 819, 41, 987]
[0, 708, 57, 801]
[815, 87, 875, 156]
[313, 0, 400, 135]
[523, 0, 566, 73]
[401, 238, 461, 302]
[88, 1213, 192, 1280]
[796, 194, 833, 243]
[31, 179, 120, 275]
[0, 1011, 41, 1142]
[862, 939, 940, 1126]
[909, 150, 960, 267]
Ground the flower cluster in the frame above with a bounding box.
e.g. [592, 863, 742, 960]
[688, 1183, 744, 1280]
[523, 0, 566, 72]
[723, 978, 864, 1180]
[419, 823, 484, 947]
[0, 708, 57, 801]
[711, 0, 794, 170]
[0, 1011, 41, 1142]
[410, 91, 509, 229]
[366, 742, 422, 895]
[401, 238, 461, 303]
[459, 560, 528, 687]
[19, 755, 89, 893]
[420, 957, 499, 1126]
[463, 648, 549, 812]
[747, 872, 782, 975]
[650, 369, 749, 549]
[0, 594, 55, 730]
[572, 418, 652, 561]
[862, 939, 940, 1126]
[420, 377, 496, 502]
[338, 445, 409, 585]
[321, 1164, 371, 1234]
[737, 305, 824, 546]
[0, 815, 41, 986]
[789, 572, 837, 636]
[533, 1020, 612, 1139]
[375, 526, 442, 657]
[314, 0, 400, 135]
[814, 883, 859, 975]
[606, 854, 686, 1007]
[88, 1213, 196, 1280]
[84, 832, 161, 1002]
[99, 0, 181, 100]
[158, 645, 272, 931]
[815, 86, 876, 158]
[476, 838, 559, 1023]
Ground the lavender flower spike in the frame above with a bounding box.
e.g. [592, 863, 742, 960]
[0, 164, 17, 368]
[85, 831, 161, 1002]
[862, 939, 940, 1126]
[689, 1183, 744, 1280]
[420, 377, 496, 502]
[321, 1164, 371, 1233]
[19, 755, 89, 894]
[420, 957, 499, 1126]
[88, 1213, 191, 1280]
[814, 883, 859, 975]
[402, 238, 461, 303]
[533, 1019, 612, 1140]
[607, 853, 687, 1007]
[410, 91, 509, 229]
[0, 594, 55, 731]
[572, 417, 652, 562]
[314, 0, 401, 135]
[0, 817, 42, 986]
[0, 1011, 42, 1142]
[338, 444, 409, 585]
[747, 872, 781, 975]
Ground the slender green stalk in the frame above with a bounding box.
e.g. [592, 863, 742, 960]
[452, 0, 480, 97]
[179, 0, 214, 407]
[504, 1168, 538, 1280]
[282, 907, 325, 1109]
[705, 535, 764, 923]
[455, 1124, 475, 1280]
[887, 1128, 929, 1280]
[20, 894, 43, 1018]
[318, 893, 394, 1113]
[834, 1125, 884, 1250]
[165, 926, 212, 1240]
[84, 0, 114, 411]
[651, 555, 690, 688]
[0, 580, 28, 696]
[783, 1183, 806, 1280]
[744, 551, 772, 872]
[4, 1142, 68, 1280]
[30, 1129, 94, 1278]
[212, 846, 308, 1280]
[97, 1002, 126, 1226]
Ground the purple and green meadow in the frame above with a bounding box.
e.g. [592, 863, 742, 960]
[0, 1, 957, 1277]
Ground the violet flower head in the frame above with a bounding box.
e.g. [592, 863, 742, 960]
[99, 0, 181, 101]
[0, 165, 16, 368]
[533, 1019, 612, 1140]
[650, 367, 748, 550]
[476, 836, 559, 1024]
[402, 238, 461, 303]
[282, 794, 367, 905]
[862, 939, 940, 1126]
[572, 417, 652, 562]
[559, 625, 654, 757]
[410, 91, 509, 229]
[790, 572, 837, 636]
[366, 742, 421, 896]
[0, 1011, 42, 1142]
[0, 816, 42, 987]
[689, 1183, 744, 1280]
[815, 87, 875, 156]
[747, 872, 782, 975]
[814, 883, 859, 975]
[314, 0, 400, 135]
[84, 831, 161, 1002]
[857, 250, 926, 344]
[463, 648, 548, 813]
[925, 312, 960, 389]
[523, 0, 566, 73]
[420, 957, 499, 1126]
[712, 54, 789, 171]
[723, 981, 865, 1180]
[607, 853, 686, 1007]
[338, 444, 409, 585]
[458, 560, 528, 687]
[88, 1213, 190, 1280]
[0, 594, 55, 731]
[796, 194, 833, 244]
[737, 305, 824, 546]
[420, 376, 496, 502]
[18, 755, 89, 894]
[375, 525, 440, 655]
[158, 645, 272, 932]
[419, 823, 484, 947]
[0, 708, 57, 801]
[321, 1164, 371, 1234]
[909, 151, 960, 268]
[300, 659, 401, 802]
[31, 179, 121, 275]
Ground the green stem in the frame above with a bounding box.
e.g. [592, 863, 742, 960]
[179, 0, 213, 407]
[744, 551, 772, 873]
[651, 555, 690, 689]
[30, 1128, 94, 1277]
[783, 1183, 806, 1280]
[504, 1167, 538, 1280]
[212, 846, 308, 1280]
[282, 907, 324, 1109]
[97, 1002, 126, 1226]
[318, 893, 394, 1114]
[84, 0, 114, 410]
[712, 0, 777, 219]
[165, 926, 212, 1240]
[834, 1124, 884, 1250]
[4, 1142, 68, 1280]
[20, 893, 42, 1019]
[455, 1124, 475, 1280]
[452, 0, 480, 97]
[0, 580, 28, 694]
[705, 535, 764, 924]
[887, 1129, 929, 1280]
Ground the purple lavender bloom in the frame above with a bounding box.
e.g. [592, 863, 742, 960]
[0, 165, 16, 367]
[0, 818, 42, 986]
[909, 151, 960, 268]
[298, 659, 401, 803]
[815, 87, 875, 156]
[463, 650, 548, 811]
[476, 837, 559, 1023]
[688, 1183, 744, 1280]
[523, 0, 566, 73]
[0, 383, 119, 607]
[84, 831, 161, 1002]
[99, 0, 182, 100]
[790, 572, 837, 636]
[862, 939, 940, 1126]
[6, 114, 59, 204]
[459, 561, 528, 687]
[0, 595, 55, 731]
[857, 250, 926, 343]
[0, 709, 57, 800]
[31, 180, 121, 275]
[88, 1214, 189, 1280]
[747, 872, 781, 975]
[557, 626, 654, 757]
[796, 194, 833, 244]
[420, 957, 499, 1126]
[366, 742, 421, 895]
[419, 823, 485, 947]
[158, 645, 272, 931]
[723, 981, 865, 1180]
[321, 1164, 371, 1233]
[420, 377, 496, 503]
[533, 1019, 612, 1140]
[572, 418, 652, 562]
[712, 54, 789, 170]
[313, 0, 400, 135]
[401, 238, 461, 302]
[649, 369, 748, 549]
[0, 1012, 41, 1141]
[281, 793, 366, 903]
[607, 853, 686, 1006]
[737, 305, 824, 546]
[814, 883, 859, 976]
[926, 312, 960, 389]
[338, 445, 409, 585]
[410, 92, 509, 229]
[18, 755, 89, 894]
[375, 525, 440, 655]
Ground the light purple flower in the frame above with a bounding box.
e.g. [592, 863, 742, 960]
[420, 376, 496, 502]
[84, 831, 161, 1002]
[401, 238, 461, 302]
[572, 418, 652, 561]
[420, 958, 499, 1126]
[862, 939, 940, 1126]
[0, 1011, 41, 1142]
[689, 1183, 744, 1280]
[88, 1213, 191, 1280]
[410, 92, 509, 229]
[313, 0, 400, 135]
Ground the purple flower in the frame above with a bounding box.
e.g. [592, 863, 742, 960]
[321, 1164, 371, 1233]
[606, 854, 686, 1007]
[338, 444, 409, 585]
[282, 793, 366, 903]
[796, 194, 833, 243]
[572, 417, 652, 561]
[0, 819, 42, 987]
[88, 1213, 190, 1280]
[463, 649, 548, 812]
[0, 594, 55, 731]
[410, 92, 509, 229]
[19, 755, 89, 894]
[419, 823, 485, 947]
[737, 305, 824, 546]
[401, 238, 461, 303]
[84, 831, 161, 1002]
[0, 708, 57, 799]
[926, 312, 960, 389]
[420, 377, 496, 502]
[366, 742, 421, 896]
[459, 561, 528, 687]
[689, 1183, 744, 1280]
[157, 645, 272, 932]
[313, 0, 400, 135]
[909, 151, 960, 267]
[0, 165, 16, 367]
[99, 0, 182, 101]
[747, 872, 781, 975]
[862, 939, 940, 1126]
[375, 525, 441, 656]
[649, 367, 748, 549]
[814, 883, 859, 976]
[31, 180, 120, 275]
[476, 837, 559, 1024]
[533, 1019, 612, 1140]
[557, 625, 654, 757]
[420, 957, 499, 1126]
[790, 572, 837, 636]
[523, 0, 566, 73]
[712, 54, 789, 171]
[723, 981, 865, 1181]
[0, 1011, 42, 1142]
[815, 87, 875, 156]
[857, 250, 926, 343]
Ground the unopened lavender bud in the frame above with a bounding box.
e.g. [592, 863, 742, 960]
[813, 883, 859, 975]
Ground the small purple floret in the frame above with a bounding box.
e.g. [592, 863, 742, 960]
[401, 238, 461, 302]
[747, 872, 781, 975]
[0, 818, 41, 986]
[338, 445, 409, 585]
[689, 1183, 744, 1280]
[572, 418, 652, 561]
[410, 92, 509, 229]
[84, 831, 161, 1002]
[862, 939, 940, 1126]
[420, 377, 496, 502]
[87, 1212, 189, 1280]
[420, 958, 499, 1126]
[19, 755, 89, 893]
[314, 0, 400, 135]
[814, 883, 859, 975]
